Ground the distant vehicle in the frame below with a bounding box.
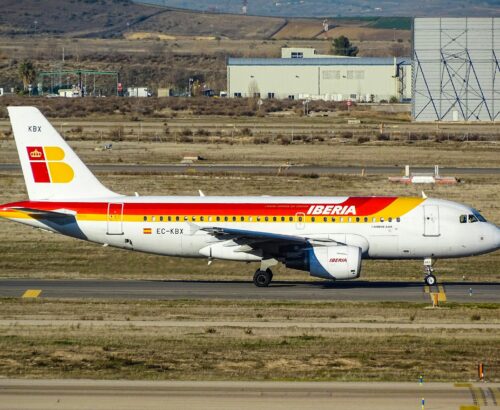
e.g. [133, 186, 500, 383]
[202, 89, 215, 97]
[1, 107, 499, 287]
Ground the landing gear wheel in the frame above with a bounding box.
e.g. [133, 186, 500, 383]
[425, 274, 437, 286]
[253, 269, 272, 287]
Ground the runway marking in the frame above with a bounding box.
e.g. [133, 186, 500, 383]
[489, 387, 499, 405]
[22, 289, 41, 298]
[459, 406, 479, 410]
[469, 387, 487, 406]
[428, 284, 447, 304]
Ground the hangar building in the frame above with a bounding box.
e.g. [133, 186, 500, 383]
[227, 50, 412, 102]
[413, 17, 500, 122]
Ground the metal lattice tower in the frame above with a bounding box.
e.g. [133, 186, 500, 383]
[413, 17, 500, 122]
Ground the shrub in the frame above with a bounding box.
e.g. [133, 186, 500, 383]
[377, 133, 390, 141]
[357, 136, 370, 144]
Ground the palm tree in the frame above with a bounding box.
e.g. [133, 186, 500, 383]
[19, 60, 36, 92]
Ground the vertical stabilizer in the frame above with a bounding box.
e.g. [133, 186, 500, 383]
[8, 106, 119, 200]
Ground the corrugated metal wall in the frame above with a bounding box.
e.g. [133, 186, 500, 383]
[413, 17, 500, 122]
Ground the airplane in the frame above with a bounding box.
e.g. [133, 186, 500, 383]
[0, 106, 499, 287]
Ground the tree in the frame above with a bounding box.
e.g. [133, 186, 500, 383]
[18, 60, 36, 92]
[332, 36, 359, 57]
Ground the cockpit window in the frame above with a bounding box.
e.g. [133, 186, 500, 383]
[459, 215, 467, 224]
[468, 214, 478, 223]
[472, 209, 487, 222]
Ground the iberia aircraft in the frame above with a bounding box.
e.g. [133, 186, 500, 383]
[1, 107, 499, 287]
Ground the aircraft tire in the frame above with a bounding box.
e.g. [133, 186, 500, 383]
[425, 274, 437, 286]
[254, 269, 272, 287]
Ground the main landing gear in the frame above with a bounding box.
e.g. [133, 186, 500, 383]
[423, 258, 437, 286]
[253, 269, 273, 287]
[253, 258, 278, 287]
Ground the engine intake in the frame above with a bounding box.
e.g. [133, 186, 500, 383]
[286, 245, 362, 280]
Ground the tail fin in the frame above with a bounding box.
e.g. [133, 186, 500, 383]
[8, 106, 119, 200]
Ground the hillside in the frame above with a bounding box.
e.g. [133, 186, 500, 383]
[138, 0, 500, 17]
[0, 0, 285, 39]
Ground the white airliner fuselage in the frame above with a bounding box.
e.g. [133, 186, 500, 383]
[1, 107, 499, 287]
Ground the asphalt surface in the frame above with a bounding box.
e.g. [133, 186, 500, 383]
[0, 163, 499, 175]
[1, 279, 498, 302]
[0, 380, 493, 410]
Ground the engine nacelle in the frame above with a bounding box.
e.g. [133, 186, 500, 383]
[286, 245, 362, 280]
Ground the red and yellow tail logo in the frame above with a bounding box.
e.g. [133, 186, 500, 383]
[27, 146, 74, 183]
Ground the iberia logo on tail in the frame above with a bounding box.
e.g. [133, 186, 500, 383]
[27, 146, 74, 183]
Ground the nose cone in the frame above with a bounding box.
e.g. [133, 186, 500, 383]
[495, 225, 500, 251]
[486, 224, 500, 253]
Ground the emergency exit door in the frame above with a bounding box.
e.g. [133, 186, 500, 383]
[107, 203, 124, 235]
[423, 205, 440, 237]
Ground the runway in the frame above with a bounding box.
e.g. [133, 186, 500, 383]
[0, 163, 498, 175]
[0, 379, 494, 410]
[1, 279, 498, 302]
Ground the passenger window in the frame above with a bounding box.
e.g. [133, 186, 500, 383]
[459, 215, 467, 223]
[216, 216, 220, 222]
[273, 216, 277, 222]
[323, 217, 328, 222]
[281, 216, 285, 222]
[348, 217, 352, 222]
[388, 217, 392, 222]
[380, 217, 385, 222]
[364, 217, 368, 222]
[208, 216, 212, 222]
[340, 217, 344, 223]
[331, 217, 336, 222]
[200, 216, 205, 222]
[168, 216, 172, 222]
[298, 216, 303, 222]
[396, 217, 401, 222]
[160, 216, 164, 222]
[184, 216, 188, 221]
[311, 217, 315, 222]
[289, 216, 293, 222]
[192, 216, 196, 221]
[257, 216, 261, 221]
[249, 217, 253, 222]
[143, 216, 147, 222]
[224, 216, 228, 222]
[176, 216, 180, 222]
[372, 217, 376, 223]
[356, 217, 360, 222]
[152, 216, 156, 222]
[265, 216, 269, 222]
[241, 216, 244, 222]
[468, 214, 478, 223]
[232, 216, 236, 222]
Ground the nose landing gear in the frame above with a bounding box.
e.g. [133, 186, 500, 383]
[423, 258, 437, 286]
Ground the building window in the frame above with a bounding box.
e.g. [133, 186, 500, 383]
[291, 52, 303, 58]
[322, 70, 340, 80]
[288, 95, 295, 100]
[267, 92, 275, 99]
[234, 92, 242, 98]
[253, 92, 260, 98]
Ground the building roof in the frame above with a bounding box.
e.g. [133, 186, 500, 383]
[228, 57, 411, 66]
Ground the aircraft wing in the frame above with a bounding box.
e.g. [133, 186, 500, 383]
[200, 226, 336, 246]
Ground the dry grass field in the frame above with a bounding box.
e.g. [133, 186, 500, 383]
[0, 299, 498, 381]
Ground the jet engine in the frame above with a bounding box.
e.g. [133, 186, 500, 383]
[285, 245, 362, 280]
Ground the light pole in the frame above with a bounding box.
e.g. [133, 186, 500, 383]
[188, 78, 194, 97]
